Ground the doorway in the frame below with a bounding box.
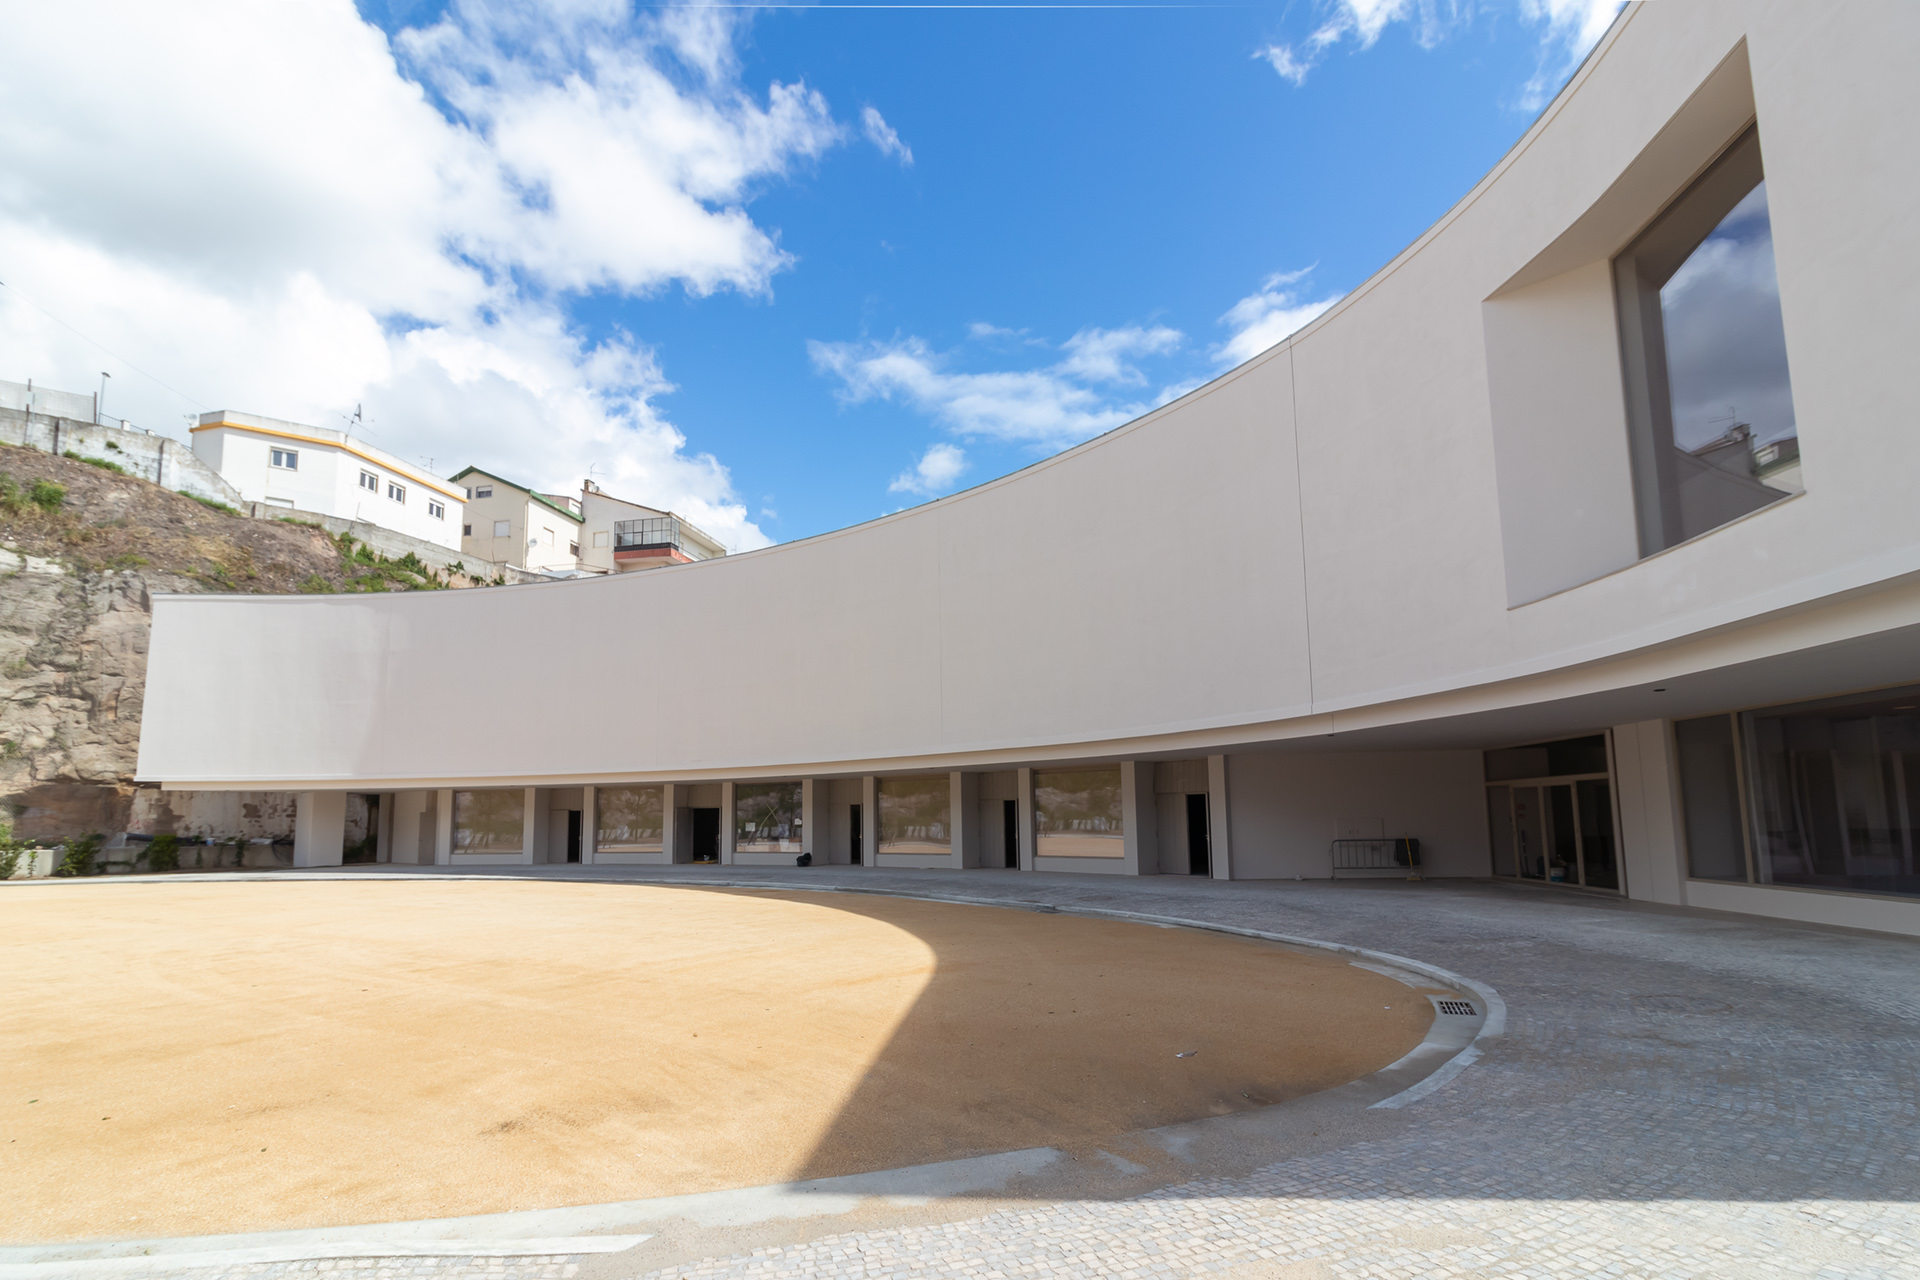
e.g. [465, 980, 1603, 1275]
[565, 810, 582, 863]
[849, 804, 863, 865]
[1003, 799, 1019, 868]
[1487, 779, 1618, 890]
[1185, 794, 1211, 876]
[692, 808, 721, 863]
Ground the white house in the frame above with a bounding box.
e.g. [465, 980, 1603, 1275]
[451, 467, 585, 576]
[191, 411, 463, 551]
[138, 2, 1920, 938]
[577, 481, 728, 575]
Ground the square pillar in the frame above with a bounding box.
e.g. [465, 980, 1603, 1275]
[1613, 720, 1683, 904]
[1121, 761, 1158, 876]
[374, 792, 395, 864]
[434, 789, 454, 864]
[662, 783, 682, 863]
[950, 772, 980, 870]
[861, 776, 878, 868]
[1016, 767, 1036, 871]
[293, 791, 346, 868]
[719, 781, 737, 865]
[802, 779, 825, 861]
[523, 787, 543, 865]
[582, 784, 598, 864]
[1207, 755, 1233, 881]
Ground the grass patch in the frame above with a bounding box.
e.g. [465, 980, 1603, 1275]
[65, 451, 129, 475]
[0, 474, 66, 514]
[184, 493, 240, 515]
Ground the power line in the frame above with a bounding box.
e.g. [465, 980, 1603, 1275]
[0, 277, 210, 413]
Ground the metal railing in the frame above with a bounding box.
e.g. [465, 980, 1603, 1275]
[614, 515, 682, 551]
[1331, 837, 1421, 877]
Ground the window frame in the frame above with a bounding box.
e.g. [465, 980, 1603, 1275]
[359, 470, 379, 493]
[269, 447, 298, 471]
[428, 499, 445, 520]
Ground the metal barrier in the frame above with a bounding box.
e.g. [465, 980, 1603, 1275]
[1331, 837, 1421, 878]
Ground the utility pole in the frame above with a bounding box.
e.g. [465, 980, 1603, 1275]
[97, 371, 111, 425]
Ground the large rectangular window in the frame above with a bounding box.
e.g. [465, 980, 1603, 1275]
[878, 776, 949, 853]
[1034, 768, 1124, 858]
[1676, 688, 1920, 899]
[453, 789, 524, 853]
[596, 785, 663, 850]
[1615, 125, 1801, 555]
[735, 782, 802, 853]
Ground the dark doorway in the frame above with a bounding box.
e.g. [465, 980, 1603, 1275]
[850, 804, 863, 865]
[1186, 794, 1212, 877]
[692, 808, 721, 862]
[565, 810, 582, 863]
[1003, 799, 1019, 868]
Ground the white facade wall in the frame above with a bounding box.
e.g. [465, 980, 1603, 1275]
[137, 3, 1920, 933]
[192, 416, 463, 550]
[456, 475, 582, 573]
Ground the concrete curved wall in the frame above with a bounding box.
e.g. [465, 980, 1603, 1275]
[137, 0, 1920, 789]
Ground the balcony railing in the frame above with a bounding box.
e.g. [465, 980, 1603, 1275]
[614, 516, 682, 551]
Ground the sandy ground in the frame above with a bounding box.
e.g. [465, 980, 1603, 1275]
[0, 880, 1437, 1242]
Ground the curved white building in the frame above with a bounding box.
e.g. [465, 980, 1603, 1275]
[137, 0, 1920, 935]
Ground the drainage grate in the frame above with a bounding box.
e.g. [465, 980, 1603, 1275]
[1435, 999, 1477, 1017]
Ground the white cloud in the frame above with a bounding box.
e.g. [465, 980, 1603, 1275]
[1256, 0, 1621, 102]
[1215, 269, 1342, 367]
[809, 324, 1185, 452]
[889, 442, 967, 497]
[861, 106, 913, 166]
[0, 0, 852, 552]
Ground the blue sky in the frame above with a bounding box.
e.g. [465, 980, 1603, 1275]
[1, 0, 1617, 548]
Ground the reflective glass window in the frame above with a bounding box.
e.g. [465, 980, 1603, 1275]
[597, 785, 663, 850]
[1743, 688, 1920, 898]
[736, 782, 802, 852]
[1675, 715, 1750, 881]
[1615, 125, 1801, 554]
[878, 776, 949, 852]
[1034, 768, 1124, 858]
[453, 788, 524, 852]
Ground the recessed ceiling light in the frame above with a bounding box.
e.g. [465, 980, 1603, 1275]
[1653, 687, 1667, 692]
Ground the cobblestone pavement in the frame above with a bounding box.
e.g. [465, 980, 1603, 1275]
[20, 867, 1920, 1279]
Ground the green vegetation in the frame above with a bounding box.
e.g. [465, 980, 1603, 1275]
[332, 533, 451, 592]
[299, 572, 335, 594]
[0, 473, 66, 514]
[146, 833, 180, 873]
[54, 833, 102, 877]
[184, 493, 240, 515]
[65, 451, 128, 475]
[0, 823, 31, 880]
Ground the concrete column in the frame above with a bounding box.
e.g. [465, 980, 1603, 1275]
[434, 789, 454, 864]
[802, 779, 824, 862]
[1612, 720, 1685, 905]
[582, 784, 597, 865]
[523, 787, 542, 866]
[719, 781, 737, 865]
[662, 783, 681, 864]
[861, 776, 878, 867]
[1016, 767, 1036, 871]
[950, 772, 980, 870]
[1207, 755, 1233, 881]
[293, 791, 346, 868]
[1121, 761, 1158, 876]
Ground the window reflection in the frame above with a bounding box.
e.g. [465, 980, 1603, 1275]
[453, 789, 524, 852]
[1034, 768, 1124, 858]
[1616, 126, 1800, 553]
[878, 776, 949, 853]
[736, 782, 802, 853]
[597, 785, 663, 850]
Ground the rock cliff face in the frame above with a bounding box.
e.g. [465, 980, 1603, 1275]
[0, 442, 481, 841]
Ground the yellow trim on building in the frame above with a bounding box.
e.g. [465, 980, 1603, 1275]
[192, 420, 467, 501]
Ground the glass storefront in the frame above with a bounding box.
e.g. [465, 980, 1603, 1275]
[597, 785, 663, 851]
[1483, 736, 1618, 890]
[735, 781, 803, 853]
[453, 788, 524, 853]
[1034, 768, 1124, 858]
[878, 776, 949, 853]
[1679, 686, 1920, 899]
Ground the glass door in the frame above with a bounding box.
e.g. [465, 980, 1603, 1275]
[1486, 775, 1621, 892]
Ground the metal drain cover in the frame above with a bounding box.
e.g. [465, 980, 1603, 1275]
[1435, 999, 1477, 1016]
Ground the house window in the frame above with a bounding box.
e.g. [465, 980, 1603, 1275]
[269, 447, 298, 470]
[475, 485, 493, 499]
[492, 520, 510, 537]
[592, 530, 609, 548]
[568, 540, 579, 557]
[359, 470, 379, 492]
[387, 481, 406, 503]
[1615, 125, 1800, 555]
[463, 523, 473, 537]
[428, 500, 445, 520]
[543, 527, 555, 546]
